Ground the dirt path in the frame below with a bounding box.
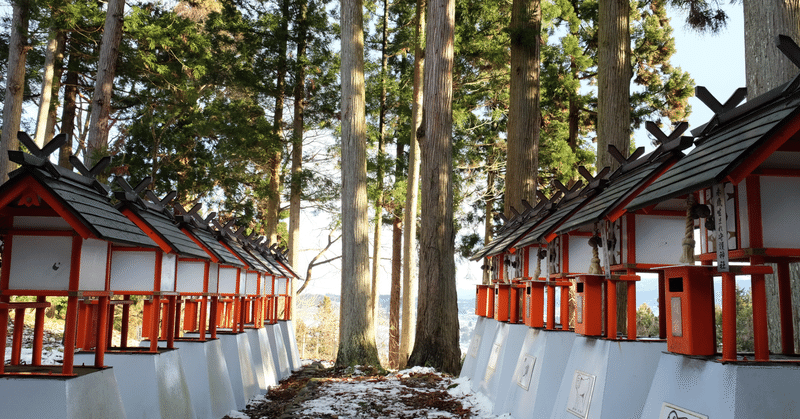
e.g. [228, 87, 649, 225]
[226, 363, 482, 419]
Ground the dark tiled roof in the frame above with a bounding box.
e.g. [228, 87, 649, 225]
[515, 199, 586, 248]
[628, 92, 800, 210]
[224, 239, 265, 271]
[557, 164, 663, 233]
[135, 209, 208, 259]
[186, 227, 244, 267]
[6, 167, 157, 248]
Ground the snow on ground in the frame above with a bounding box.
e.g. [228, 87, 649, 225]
[231, 363, 511, 419]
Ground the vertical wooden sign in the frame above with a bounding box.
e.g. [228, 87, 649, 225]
[712, 183, 729, 272]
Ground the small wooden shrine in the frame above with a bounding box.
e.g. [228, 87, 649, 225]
[173, 203, 246, 340]
[512, 169, 609, 331]
[627, 37, 800, 361]
[554, 125, 693, 340]
[0, 133, 157, 375]
[103, 179, 209, 352]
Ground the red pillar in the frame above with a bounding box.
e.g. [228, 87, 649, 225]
[95, 296, 110, 367]
[777, 261, 795, 355]
[546, 284, 556, 330]
[607, 280, 618, 339]
[658, 271, 666, 339]
[751, 256, 769, 361]
[62, 295, 80, 375]
[166, 295, 177, 349]
[32, 296, 46, 366]
[721, 272, 737, 361]
[627, 281, 636, 340]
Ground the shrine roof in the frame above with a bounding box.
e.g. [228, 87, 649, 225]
[469, 194, 561, 261]
[3, 153, 157, 248]
[556, 144, 686, 233]
[628, 81, 800, 211]
[185, 226, 244, 267]
[515, 198, 586, 249]
[134, 209, 209, 259]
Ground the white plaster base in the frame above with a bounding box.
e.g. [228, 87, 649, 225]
[266, 324, 291, 380]
[246, 328, 278, 392]
[460, 316, 489, 381]
[278, 320, 302, 371]
[549, 337, 666, 419]
[75, 349, 196, 419]
[477, 322, 528, 405]
[641, 352, 800, 418]
[466, 317, 501, 391]
[174, 339, 237, 419]
[496, 328, 576, 418]
[0, 368, 125, 419]
[217, 332, 260, 409]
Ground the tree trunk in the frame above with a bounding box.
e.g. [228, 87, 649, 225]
[86, 0, 125, 167]
[408, 0, 461, 375]
[371, 0, 390, 335]
[59, 41, 79, 169]
[598, 0, 631, 335]
[504, 0, 541, 216]
[596, 0, 631, 171]
[744, 0, 800, 100]
[45, 31, 67, 146]
[390, 209, 402, 368]
[267, 0, 291, 244]
[337, 0, 380, 368]
[484, 169, 495, 285]
[289, 0, 308, 272]
[0, 0, 30, 182]
[288, 0, 309, 334]
[399, 0, 425, 369]
[34, 30, 63, 148]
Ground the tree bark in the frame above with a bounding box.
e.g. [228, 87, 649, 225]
[399, 0, 425, 369]
[45, 31, 67, 146]
[288, 0, 309, 333]
[598, 0, 631, 335]
[371, 0, 390, 334]
[267, 0, 291, 244]
[744, 0, 800, 100]
[390, 209, 402, 368]
[596, 0, 631, 171]
[289, 0, 308, 272]
[337, 0, 380, 368]
[59, 38, 79, 169]
[34, 30, 63, 148]
[484, 169, 495, 285]
[504, 0, 541, 217]
[0, 0, 30, 182]
[408, 0, 461, 375]
[86, 0, 125, 167]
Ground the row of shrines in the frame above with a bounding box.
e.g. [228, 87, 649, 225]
[0, 132, 301, 419]
[462, 38, 800, 418]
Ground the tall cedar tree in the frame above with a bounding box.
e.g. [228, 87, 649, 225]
[0, 0, 30, 182]
[400, 0, 425, 368]
[504, 0, 541, 217]
[86, 0, 125, 167]
[408, 0, 461, 375]
[337, 0, 381, 367]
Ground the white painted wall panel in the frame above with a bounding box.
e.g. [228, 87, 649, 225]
[110, 251, 156, 291]
[79, 238, 108, 291]
[634, 215, 685, 264]
[160, 253, 177, 292]
[761, 176, 800, 249]
[208, 263, 219, 293]
[9, 235, 72, 290]
[176, 261, 206, 293]
[219, 267, 238, 294]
